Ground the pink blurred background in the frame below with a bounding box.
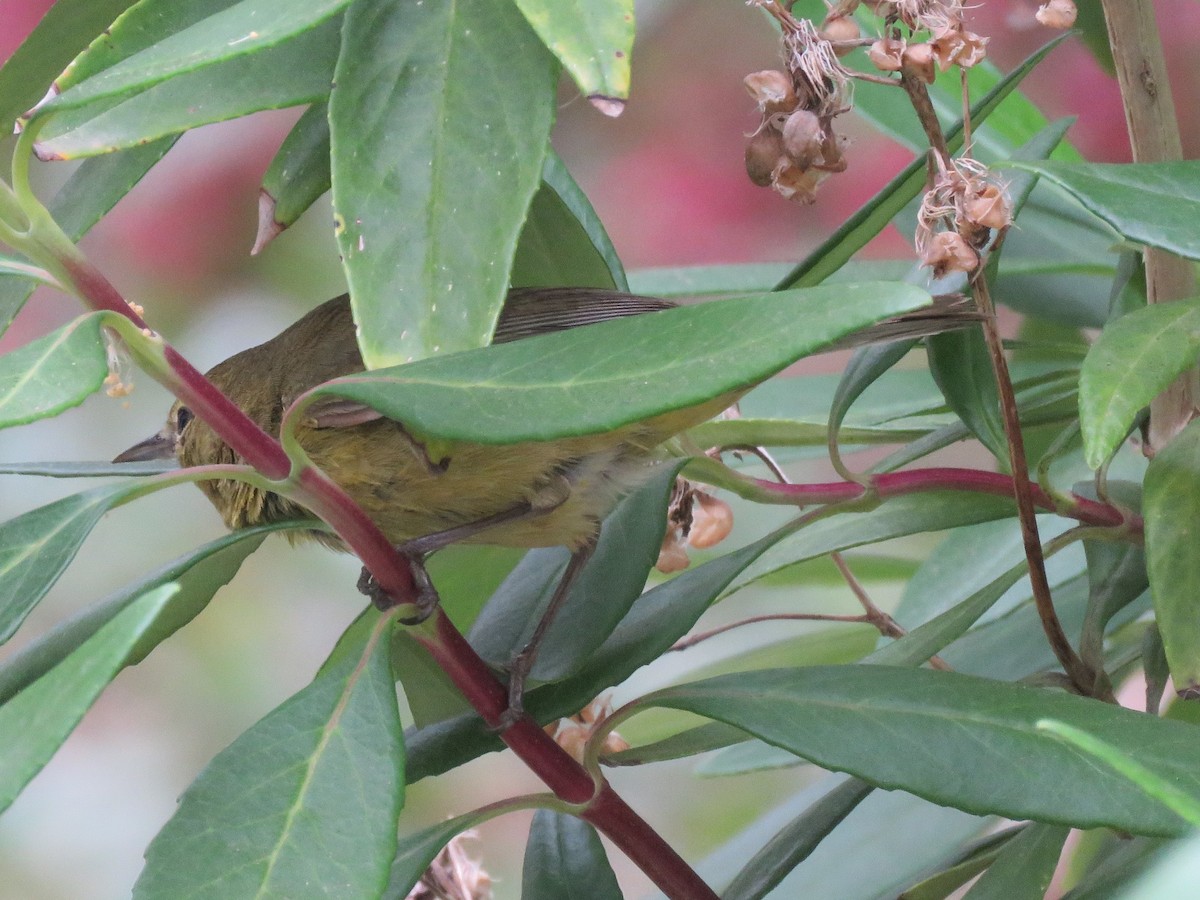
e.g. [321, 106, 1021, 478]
[1, 2, 1198, 898]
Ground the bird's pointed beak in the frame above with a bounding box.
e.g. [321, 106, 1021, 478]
[113, 429, 177, 463]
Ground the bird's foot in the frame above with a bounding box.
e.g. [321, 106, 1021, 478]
[356, 553, 440, 625]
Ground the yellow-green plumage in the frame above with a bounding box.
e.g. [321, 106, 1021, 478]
[170, 291, 732, 552]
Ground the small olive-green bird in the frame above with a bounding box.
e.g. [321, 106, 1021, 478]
[116, 287, 971, 712]
[117, 288, 969, 556]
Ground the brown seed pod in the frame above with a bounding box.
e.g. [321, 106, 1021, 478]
[743, 69, 798, 114]
[868, 37, 905, 73]
[780, 109, 824, 169]
[901, 43, 936, 84]
[819, 13, 860, 53]
[922, 231, 979, 278]
[745, 127, 787, 187]
[772, 163, 822, 204]
[688, 493, 734, 549]
[656, 530, 691, 572]
[1036, 0, 1077, 29]
[963, 184, 1011, 231]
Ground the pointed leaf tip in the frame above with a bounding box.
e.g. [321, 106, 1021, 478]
[252, 189, 284, 256]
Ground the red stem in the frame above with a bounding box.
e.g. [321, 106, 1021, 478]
[419, 613, 720, 898]
[63, 253, 715, 898]
[749, 467, 1137, 531]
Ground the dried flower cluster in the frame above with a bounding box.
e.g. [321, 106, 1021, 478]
[405, 833, 492, 900]
[744, 1, 990, 202]
[864, 0, 988, 81]
[743, 7, 853, 203]
[657, 478, 734, 573]
[916, 157, 1012, 278]
[545, 697, 631, 764]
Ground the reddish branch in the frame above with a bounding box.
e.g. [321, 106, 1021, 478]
[60, 254, 721, 899]
[747, 466, 1138, 532]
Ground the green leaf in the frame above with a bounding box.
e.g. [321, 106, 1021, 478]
[939, 576, 1111, 682]
[1004, 161, 1200, 261]
[1038, 720, 1200, 828]
[1080, 540, 1148, 672]
[522, 810, 622, 900]
[604, 722, 749, 768]
[963, 823, 1069, 899]
[894, 515, 1084, 630]
[863, 559, 1030, 668]
[927, 326, 1007, 464]
[54, 0, 243, 92]
[1115, 832, 1200, 900]
[777, 35, 1068, 289]
[721, 778, 873, 900]
[513, 0, 634, 109]
[627, 262, 796, 297]
[828, 339, 917, 459]
[0, 313, 107, 428]
[511, 151, 626, 291]
[330, 0, 559, 368]
[645, 666, 1196, 836]
[695, 740, 804, 777]
[36, 19, 339, 159]
[1145, 420, 1200, 695]
[0, 483, 139, 644]
[256, 102, 331, 251]
[134, 613, 403, 900]
[306, 283, 933, 444]
[0, 460, 173, 477]
[727, 491, 1018, 594]
[898, 828, 1022, 900]
[405, 524, 797, 781]
[468, 463, 680, 681]
[701, 772, 985, 899]
[0, 0, 136, 132]
[1066, 835, 1170, 899]
[0, 524, 280, 705]
[1079, 299, 1200, 468]
[1, 138, 176, 331]
[982, 118, 1075, 286]
[0, 584, 176, 814]
[39, 0, 348, 115]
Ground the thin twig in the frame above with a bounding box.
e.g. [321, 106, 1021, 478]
[971, 275, 1095, 694]
[830, 551, 951, 670]
[894, 72, 1097, 695]
[670, 612, 874, 652]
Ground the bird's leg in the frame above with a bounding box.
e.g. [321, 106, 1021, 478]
[356, 485, 568, 621]
[500, 536, 598, 729]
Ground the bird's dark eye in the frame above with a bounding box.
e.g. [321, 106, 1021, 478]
[176, 406, 194, 432]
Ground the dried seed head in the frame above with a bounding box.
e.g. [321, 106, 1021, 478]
[744, 69, 798, 114]
[901, 42, 937, 83]
[930, 26, 988, 71]
[780, 109, 823, 169]
[1036, 0, 1077, 29]
[688, 493, 734, 549]
[868, 37, 906, 72]
[922, 231, 979, 278]
[745, 128, 787, 187]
